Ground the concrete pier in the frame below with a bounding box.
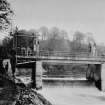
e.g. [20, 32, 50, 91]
[17, 59, 105, 92]
[101, 63, 105, 92]
[36, 61, 43, 89]
[94, 64, 101, 90]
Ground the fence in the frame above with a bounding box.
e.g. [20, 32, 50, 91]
[16, 49, 104, 59]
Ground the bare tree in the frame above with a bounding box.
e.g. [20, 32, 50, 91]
[73, 31, 85, 43]
[72, 31, 86, 50]
[60, 30, 68, 39]
[39, 26, 49, 40]
[49, 27, 60, 39]
[86, 32, 95, 44]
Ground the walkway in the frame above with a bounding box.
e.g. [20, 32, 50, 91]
[17, 55, 105, 64]
[17, 50, 105, 64]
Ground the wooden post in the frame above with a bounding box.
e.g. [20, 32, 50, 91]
[101, 63, 105, 92]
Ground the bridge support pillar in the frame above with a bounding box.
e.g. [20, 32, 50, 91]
[86, 64, 95, 81]
[86, 64, 101, 91]
[101, 63, 105, 92]
[31, 62, 36, 88]
[94, 64, 101, 91]
[36, 61, 43, 89]
[32, 61, 42, 89]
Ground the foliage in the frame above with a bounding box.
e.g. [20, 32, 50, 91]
[39, 38, 71, 52]
[60, 30, 68, 39]
[0, 0, 13, 31]
[86, 32, 95, 43]
[39, 26, 49, 40]
[13, 29, 34, 49]
[73, 31, 85, 43]
[2, 36, 12, 47]
[16, 88, 52, 105]
[0, 0, 14, 58]
[49, 27, 60, 39]
[72, 31, 86, 50]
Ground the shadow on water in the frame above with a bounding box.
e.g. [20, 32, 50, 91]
[42, 79, 95, 88]
[78, 94, 105, 102]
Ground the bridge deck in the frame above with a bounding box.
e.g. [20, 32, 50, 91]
[17, 55, 105, 65]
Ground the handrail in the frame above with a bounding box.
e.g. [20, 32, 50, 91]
[16, 50, 105, 58]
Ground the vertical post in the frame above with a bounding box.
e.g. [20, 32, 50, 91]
[94, 64, 101, 90]
[31, 60, 42, 89]
[15, 32, 17, 64]
[31, 61, 36, 88]
[101, 63, 105, 92]
[86, 64, 95, 81]
[36, 61, 42, 89]
[86, 64, 91, 80]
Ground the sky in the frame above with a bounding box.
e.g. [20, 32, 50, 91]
[8, 0, 105, 44]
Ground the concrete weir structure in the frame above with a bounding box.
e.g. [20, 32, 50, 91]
[16, 60, 43, 89]
[101, 63, 105, 91]
[17, 55, 105, 92]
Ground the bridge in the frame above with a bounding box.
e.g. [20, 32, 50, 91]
[17, 50, 105, 64]
[15, 50, 105, 92]
[12, 30, 105, 91]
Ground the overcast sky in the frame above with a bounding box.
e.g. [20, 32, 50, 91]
[9, 0, 105, 44]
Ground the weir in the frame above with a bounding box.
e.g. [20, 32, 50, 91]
[17, 57, 105, 92]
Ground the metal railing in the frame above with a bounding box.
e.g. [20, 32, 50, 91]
[16, 50, 104, 59]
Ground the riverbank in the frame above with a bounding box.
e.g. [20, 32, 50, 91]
[0, 74, 52, 105]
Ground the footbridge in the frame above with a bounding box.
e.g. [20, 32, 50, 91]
[17, 50, 105, 64]
[16, 50, 105, 91]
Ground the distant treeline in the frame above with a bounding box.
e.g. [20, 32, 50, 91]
[2, 27, 105, 56]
